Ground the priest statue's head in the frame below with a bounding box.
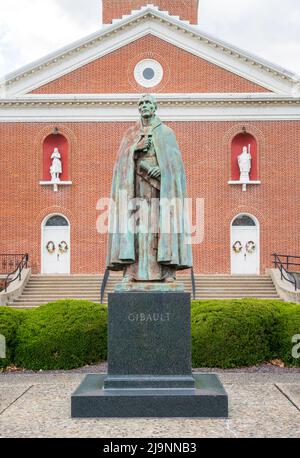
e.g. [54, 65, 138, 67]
[138, 94, 157, 120]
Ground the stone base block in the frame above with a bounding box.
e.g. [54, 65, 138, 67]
[71, 374, 228, 418]
[114, 282, 185, 292]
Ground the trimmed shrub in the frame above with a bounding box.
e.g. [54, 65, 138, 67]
[15, 300, 107, 370]
[0, 307, 26, 369]
[277, 302, 300, 366]
[0, 297, 298, 371]
[191, 299, 282, 368]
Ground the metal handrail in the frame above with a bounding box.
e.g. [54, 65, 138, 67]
[100, 268, 110, 303]
[191, 267, 196, 300]
[272, 254, 300, 270]
[100, 267, 197, 302]
[272, 253, 300, 259]
[4, 254, 29, 292]
[0, 254, 27, 275]
[272, 253, 298, 291]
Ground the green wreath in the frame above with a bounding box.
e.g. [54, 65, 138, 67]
[232, 241, 242, 254]
[46, 241, 55, 254]
[58, 241, 68, 254]
[246, 241, 256, 254]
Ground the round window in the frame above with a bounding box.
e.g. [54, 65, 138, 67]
[134, 59, 163, 88]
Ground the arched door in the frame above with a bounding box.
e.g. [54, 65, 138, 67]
[42, 215, 70, 274]
[231, 214, 259, 275]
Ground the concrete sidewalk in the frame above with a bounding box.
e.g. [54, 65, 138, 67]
[0, 372, 299, 438]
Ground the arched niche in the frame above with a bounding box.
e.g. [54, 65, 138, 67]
[43, 133, 69, 181]
[231, 133, 258, 181]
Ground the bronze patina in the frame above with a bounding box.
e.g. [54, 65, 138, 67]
[106, 94, 192, 286]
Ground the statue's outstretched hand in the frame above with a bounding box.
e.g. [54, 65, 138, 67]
[148, 166, 161, 179]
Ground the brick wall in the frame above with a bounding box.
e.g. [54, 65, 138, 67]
[31, 36, 269, 94]
[102, 0, 199, 24]
[1, 120, 299, 274]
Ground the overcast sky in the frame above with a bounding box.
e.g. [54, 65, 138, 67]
[0, 0, 300, 78]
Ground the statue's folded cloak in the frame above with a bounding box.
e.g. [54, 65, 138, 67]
[106, 116, 193, 271]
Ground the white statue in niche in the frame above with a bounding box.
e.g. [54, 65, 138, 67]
[50, 147, 62, 182]
[238, 144, 252, 183]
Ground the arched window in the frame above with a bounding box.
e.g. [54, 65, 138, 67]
[232, 215, 256, 227]
[45, 215, 69, 227]
[231, 133, 258, 181]
[43, 133, 69, 181]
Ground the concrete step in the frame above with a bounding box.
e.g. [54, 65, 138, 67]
[12, 296, 101, 301]
[6, 273, 279, 308]
[24, 284, 274, 292]
[8, 303, 101, 309]
[26, 287, 272, 293]
[28, 280, 102, 283]
[9, 297, 280, 309]
[13, 296, 101, 302]
[11, 294, 279, 301]
[22, 288, 100, 296]
[198, 285, 275, 289]
[21, 288, 276, 296]
[190, 278, 274, 282]
[194, 297, 279, 300]
[26, 282, 274, 288]
[197, 294, 277, 297]
[30, 275, 271, 280]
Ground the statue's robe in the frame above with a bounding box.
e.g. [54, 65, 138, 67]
[106, 116, 193, 277]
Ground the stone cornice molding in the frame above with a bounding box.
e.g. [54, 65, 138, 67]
[1, 93, 300, 122]
[1, 93, 300, 109]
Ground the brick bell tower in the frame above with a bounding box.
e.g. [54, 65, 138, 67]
[102, 1, 199, 25]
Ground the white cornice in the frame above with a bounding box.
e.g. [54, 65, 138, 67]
[0, 5, 299, 97]
[1, 93, 300, 105]
[1, 93, 300, 122]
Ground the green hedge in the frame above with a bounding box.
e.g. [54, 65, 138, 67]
[0, 308, 26, 369]
[277, 302, 300, 366]
[15, 300, 107, 370]
[0, 298, 299, 370]
[191, 299, 282, 368]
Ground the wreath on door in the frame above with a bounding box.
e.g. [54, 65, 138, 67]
[58, 241, 68, 254]
[246, 241, 256, 254]
[46, 241, 55, 254]
[232, 241, 243, 254]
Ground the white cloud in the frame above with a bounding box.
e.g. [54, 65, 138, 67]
[199, 0, 300, 74]
[0, 0, 299, 78]
[0, 0, 99, 76]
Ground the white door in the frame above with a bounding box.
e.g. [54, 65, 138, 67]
[231, 215, 259, 275]
[42, 215, 70, 274]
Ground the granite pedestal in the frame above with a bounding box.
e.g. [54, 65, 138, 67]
[72, 292, 228, 418]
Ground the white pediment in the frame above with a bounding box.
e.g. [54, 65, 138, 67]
[1, 4, 299, 97]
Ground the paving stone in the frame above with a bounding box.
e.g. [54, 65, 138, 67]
[224, 384, 300, 438]
[0, 374, 300, 438]
[0, 385, 32, 415]
[276, 384, 300, 411]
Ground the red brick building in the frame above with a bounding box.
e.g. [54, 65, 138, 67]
[0, 1, 299, 276]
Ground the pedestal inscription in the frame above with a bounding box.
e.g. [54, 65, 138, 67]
[106, 292, 192, 381]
